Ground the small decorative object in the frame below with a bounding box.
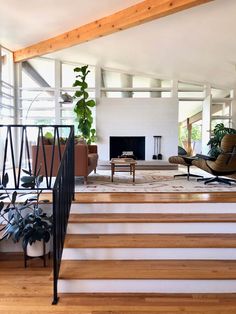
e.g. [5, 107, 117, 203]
[119, 151, 136, 159]
[73, 65, 97, 144]
[0, 171, 52, 267]
[153, 136, 162, 160]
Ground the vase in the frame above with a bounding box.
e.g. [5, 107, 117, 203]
[26, 240, 50, 257]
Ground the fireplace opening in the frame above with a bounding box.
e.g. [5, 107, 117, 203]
[110, 136, 145, 160]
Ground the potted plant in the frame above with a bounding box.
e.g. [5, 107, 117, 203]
[0, 171, 52, 265]
[73, 65, 96, 144]
[208, 123, 236, 158]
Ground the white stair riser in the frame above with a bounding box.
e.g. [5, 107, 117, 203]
[62, 248, 236, 260]
[67, 223, 236, 234]
[71, 203, 236, 214]
[58, 279, 236, 293]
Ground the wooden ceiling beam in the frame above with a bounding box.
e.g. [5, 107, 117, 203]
[13, 0, 213, 62]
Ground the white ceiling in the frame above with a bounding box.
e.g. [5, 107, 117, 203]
[47, 0, 236, 89]
[0, 0, 140, 49]
[1, 0, 236, 89]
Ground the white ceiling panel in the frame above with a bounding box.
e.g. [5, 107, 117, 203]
[0, 0, 140, 49]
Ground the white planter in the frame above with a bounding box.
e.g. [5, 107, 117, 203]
[26, 240, 50, 257]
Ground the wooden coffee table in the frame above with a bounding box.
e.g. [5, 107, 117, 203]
[110, 158, 137, 183]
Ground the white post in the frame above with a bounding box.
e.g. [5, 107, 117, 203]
[231, 89, 236, 129]
[150, 78, 161, 98]
[0, 45, 2, 112]
[202, 84, 212, 154]
[13, 62, 22, 167]
[54, 60, 61, 125]
[121, 73, 132, 98]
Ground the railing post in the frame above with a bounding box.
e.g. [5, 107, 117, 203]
[52, 188, 59, 305]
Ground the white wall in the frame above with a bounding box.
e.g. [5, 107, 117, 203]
[96, 97, 178, 161]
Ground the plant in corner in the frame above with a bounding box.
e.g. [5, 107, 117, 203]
[0, 171, 52, 259]
[73, 65, 96, 144]
[208, 123, 236, 158]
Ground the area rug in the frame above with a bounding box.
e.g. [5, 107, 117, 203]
[75, 169, 236, 193]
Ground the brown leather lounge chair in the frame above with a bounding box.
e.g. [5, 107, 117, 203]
[168, 146, 203, 181]
[192, 134, 236, 185]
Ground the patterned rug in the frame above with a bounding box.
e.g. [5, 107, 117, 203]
[75, 169, 236, 193]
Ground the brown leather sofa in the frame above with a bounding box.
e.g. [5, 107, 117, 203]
[32, 144, 98, 184]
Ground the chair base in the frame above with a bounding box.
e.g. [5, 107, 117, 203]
[198, 176, 236, 186]
[174, 173, 203, 181]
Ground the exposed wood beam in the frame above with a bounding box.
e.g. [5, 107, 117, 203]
[13, 0, 213, 62]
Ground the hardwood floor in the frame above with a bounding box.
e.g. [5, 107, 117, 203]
[1, 254, 236, 313]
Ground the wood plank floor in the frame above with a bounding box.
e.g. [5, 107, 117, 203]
[2, 255, 236, 313]
[64, 233, 236, 248]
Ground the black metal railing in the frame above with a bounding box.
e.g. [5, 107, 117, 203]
[52, 126, 74, 304]
[0, 124, 75, 305]
[0, 124, 73, 189]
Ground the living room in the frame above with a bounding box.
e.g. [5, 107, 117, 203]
[1, 0, 236, 313]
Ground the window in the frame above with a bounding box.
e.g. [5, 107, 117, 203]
[20, 58, 56, 125]
[101, 68, 171, 98]
[0, 46, 14, 125]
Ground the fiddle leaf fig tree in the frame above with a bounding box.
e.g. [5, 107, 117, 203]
[73, 65, 96, 144]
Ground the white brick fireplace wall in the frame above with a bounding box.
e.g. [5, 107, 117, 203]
[96, 97, 178, 161]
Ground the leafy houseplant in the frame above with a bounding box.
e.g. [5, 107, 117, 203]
[208, 123, 236, 158]
[0, 171, 52, 254]
[73, 65, 96, 144]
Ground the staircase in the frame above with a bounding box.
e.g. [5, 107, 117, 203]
[58, 200, 236, 294]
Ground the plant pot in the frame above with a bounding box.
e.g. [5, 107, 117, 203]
[26, 240, 50, 257]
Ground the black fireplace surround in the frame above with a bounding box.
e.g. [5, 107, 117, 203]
[110, 136, 145, 160]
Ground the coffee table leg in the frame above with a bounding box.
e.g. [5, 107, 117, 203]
[111, 163, 114, 182]
[132, 164, 135, 183]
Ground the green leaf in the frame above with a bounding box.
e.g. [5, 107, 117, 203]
[83, 91, 89, 99]
[81, 65, 88, 74]
[2, 173, 9, 187]
[73, 80, 83, 87]
[74, 67, 82, 72]
[21, 176, 36, 184]
[11, 191, 17, 205]
[74, 90, 83, 97]
[22, 169, 32, 175]
[86, 100, 95, 107]
[0, 201, 4, 211]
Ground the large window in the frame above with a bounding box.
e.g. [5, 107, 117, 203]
[18, 58, 96, 136]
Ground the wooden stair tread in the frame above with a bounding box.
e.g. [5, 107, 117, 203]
[59, 260, 236, 279]
[58, 293, 236, 311]
[74, 192, 236, 203]
[64, 233, 236, 248]
[69, 213, 236, 223]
